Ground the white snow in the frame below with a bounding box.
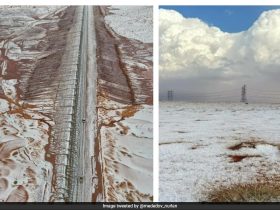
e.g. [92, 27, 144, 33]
[0, 79, 53, 202]
[99, 101, 153, 201]
[1, 80, 17, 99]
[105, 6, 153, 43]
[255, 144, 279, 158]
[0, 99, 9, 113]
[159, 102, 280, 202]
[122, 105, 153, 139]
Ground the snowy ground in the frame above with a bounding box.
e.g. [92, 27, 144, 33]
[0, 5, 153, 202]
[159, 102, 280, 202]
[0, 79, 53, 202]
[105, 6, 153, 43]
[0, 6, 79, 202]
[98, 101, 153, 201]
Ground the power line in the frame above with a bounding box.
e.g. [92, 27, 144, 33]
[162, 85, 280, 103]
[250, 87, 280, 94]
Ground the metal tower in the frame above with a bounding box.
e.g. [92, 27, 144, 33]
[167, 90, 174, 101]
[241, 84, 248, 104]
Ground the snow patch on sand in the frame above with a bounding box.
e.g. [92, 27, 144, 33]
[105, 6, 153, 43]
[0, 79, 53, 202]
[99, 101, 153, 201]
[122, 105, 153, 139]
[1, 80, 17, 99]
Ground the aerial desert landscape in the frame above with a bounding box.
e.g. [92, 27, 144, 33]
[0, 6, 153, 202]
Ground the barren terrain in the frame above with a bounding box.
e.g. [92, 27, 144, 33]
[0, 6, 153, 202]
[94, 6, 153, 202]
[160, 102, 280, 202]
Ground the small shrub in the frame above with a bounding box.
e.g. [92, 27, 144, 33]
[208, 182, 280, 202]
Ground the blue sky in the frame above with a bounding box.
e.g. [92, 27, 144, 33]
[159, 6, 280, 33]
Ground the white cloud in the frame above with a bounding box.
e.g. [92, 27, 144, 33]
[159, 8, 280, 82]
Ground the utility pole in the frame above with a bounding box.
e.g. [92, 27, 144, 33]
[167, 90, 174, 101]
[241, 84, 248, 104]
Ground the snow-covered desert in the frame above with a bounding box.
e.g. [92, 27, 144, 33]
[0, 6, 153, 202]
[159, 102, 280, 202]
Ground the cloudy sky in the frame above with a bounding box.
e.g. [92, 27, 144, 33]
[159, 6, 280, 102]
